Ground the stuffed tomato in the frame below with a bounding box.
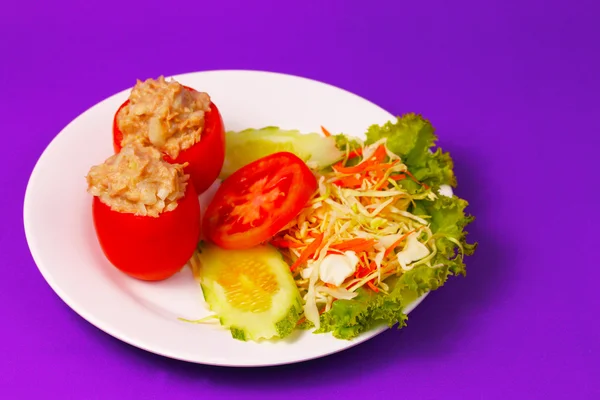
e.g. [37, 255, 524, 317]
[113, 76, 225, 195]
[86, 144, 201, 281]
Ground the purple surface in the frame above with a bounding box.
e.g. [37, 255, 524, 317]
[2, 0, 598, 398]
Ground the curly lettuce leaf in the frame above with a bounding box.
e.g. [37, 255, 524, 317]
[412, 195, 476, 276]
[315, 192, 475, 339]
[366, 113, 456, 188]
[313, 115, 477, 340]
[333, 133, 362, 153]
[316, 263, 450, 340]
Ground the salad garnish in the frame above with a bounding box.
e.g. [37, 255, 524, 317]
[195, 113, 477, 340]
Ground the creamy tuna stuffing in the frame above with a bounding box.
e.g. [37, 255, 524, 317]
[117, 76, 211, 159]
[86, 144, 189, 217]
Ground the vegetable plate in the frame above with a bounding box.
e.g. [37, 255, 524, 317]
[24, 70, 476, 366]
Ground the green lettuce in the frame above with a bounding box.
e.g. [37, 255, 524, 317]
[313, 114, 477, 340]
[366, 113, 456, 188]
[334, 133, 362, 154]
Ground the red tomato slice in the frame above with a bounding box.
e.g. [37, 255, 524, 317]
[92, 183, 201, 281]
[112, 88, 225, 195]
[203, 152, 317, 250]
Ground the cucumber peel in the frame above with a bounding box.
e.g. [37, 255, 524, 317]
[220, 127, 344, 178]
[195, 243, 303, 342]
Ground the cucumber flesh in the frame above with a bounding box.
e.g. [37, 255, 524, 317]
[220, 127, 344, 179]
[196, 243, 303, 341]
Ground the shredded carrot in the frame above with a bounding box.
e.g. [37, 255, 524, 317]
[354, 268, 364, 280]
[372, 170, 406, 191]
[372, 169, 385, 182]
[384, 230, 416, 257]
[290, 233, 324, 271]
[344, 243, 374, 253]
[348, 271, 380, 293]
[347, 148, 363, 159]
[354, 260, 377, 280]
[327, 249, 345, 255]
[371, 145, 387, 163]
[326, 283, 336, 289]
[333, 175, 363, 188]
[372, 174, 389, 191]
[334, 163, 398, 188]
[352, 241, 376, 253]
[321, 126, 332, 137]
[333, 161, 368, 174]
[355, 253, 371, 278]
[367, 281, 379, 292]
[330, 238, 376, 253]
[361, 160, 399, 173]
[333, 146, 392, 175]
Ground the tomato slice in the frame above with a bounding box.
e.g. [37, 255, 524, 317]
[203, 152, 317, 250]
[92, 183, 201, 281]
[112, 87, 225, 195]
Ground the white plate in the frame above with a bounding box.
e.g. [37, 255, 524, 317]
[23, 70, 429, 367]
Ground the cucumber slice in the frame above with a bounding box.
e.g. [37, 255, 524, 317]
[195, 243, 303, 341]
[220, 127, 344, 178]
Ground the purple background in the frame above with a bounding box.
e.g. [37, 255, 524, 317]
[2, 0, 598, 398]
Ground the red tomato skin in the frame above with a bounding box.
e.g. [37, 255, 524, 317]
[112, 88, 225, 195]
[203, 152, 318, 250]
[92, 183, 201, 281]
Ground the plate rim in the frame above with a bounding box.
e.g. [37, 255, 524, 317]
[22, 69, 429, 367]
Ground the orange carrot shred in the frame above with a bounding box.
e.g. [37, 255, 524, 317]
[333, 176, 363, 188]
[321, 126, 332, 137]
[347, 148, 363, 159]
[330, 238, 376, 252]
[333, 145, 389, 175]
[355, 253, 370, 278]
[290, 233, 324, 271]
[333, 162, 367, 174]
[367, 281, 379, 292]
[361, 161, 398, 173]
[371, 145, 387, 163]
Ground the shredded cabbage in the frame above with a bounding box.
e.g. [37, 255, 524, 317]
[272, 138, 439, 321]
[268, 115, 477, 340]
